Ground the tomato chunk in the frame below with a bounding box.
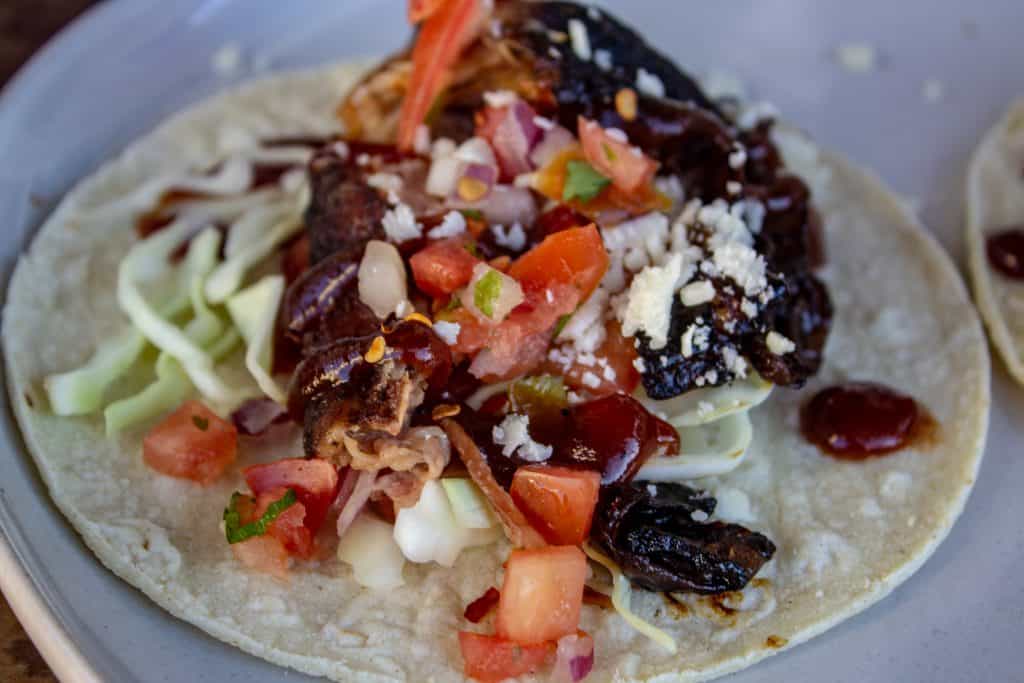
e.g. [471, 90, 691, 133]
[458, 632, 553, 683]
[546, 321, 640, 397]
[408, 0, 446, 23]
[253, 487, 314, 559]
[510, 466, 600, 545]
[143, 400, 237, 485]
[243, 458, 340, 533]
[578, 117, 659, 194]
[496, 546, 587, 643]
[397, 0, 483, 149]
[231, 535, 290, 581]
[507, 225, 608, 301]
[410, 237, 481, 297]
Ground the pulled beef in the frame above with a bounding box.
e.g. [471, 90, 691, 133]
[592, 482, 775, 595]
[305, 147, 387, 265]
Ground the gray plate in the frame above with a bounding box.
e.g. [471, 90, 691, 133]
[1, 1, 1022, 681]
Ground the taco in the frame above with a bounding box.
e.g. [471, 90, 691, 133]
[967, 98, 1024, 385]
[3, 2, 989, 682]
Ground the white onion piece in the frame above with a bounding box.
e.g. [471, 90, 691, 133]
[490, 101, 541, 177]
[337, 512, 406, 590]
[393, 480, 499, 567]
[426, 156, 464, 197]
[454, 136, 498, 168]
[530, 125, 576, 168]
[460, 263, 524, 323]
[451, 163, 498, 202]
[553, 632, 595, 683]
[358, 240, 408, 319]
[453, 185, 538, 226]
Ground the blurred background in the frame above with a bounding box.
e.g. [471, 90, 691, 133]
[0, 2, 95, 678]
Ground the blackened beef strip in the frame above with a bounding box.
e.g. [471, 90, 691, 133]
[592, 481, 775, 595]
[305, 147, 387, 265]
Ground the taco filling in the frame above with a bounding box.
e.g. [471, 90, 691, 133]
[22, 2, 987, 682]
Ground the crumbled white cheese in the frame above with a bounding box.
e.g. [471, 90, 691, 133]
[655, 175, 685, 205]
[594, 49, 613, 71]
[835, 42, 877, 73]
[728, 144, 748, 170]
[632, 357, 647, 373]
[433, 321, 461, 346]
[713, 242, 767, 295]
[680, 324, 710, 357]
[492, 414, 552, 462]
[581, 371, 602, 389]
[557, 287, 609, 353]
[366, 173, 404, 195]
[427, 211, 468, 239]
[680, 280, 715, 307]
[382, 204, 422, 242]
[491, 222, 527, 251]
[602, 364, 617, 382]
[740, 298, 759, 318]
[721, 345, 749, 378]
[620, 252, 683, 350]
[726, 180, 743, 196]
[636, 68, 666, 98]
[483, 90, 518, 108]
[766, 331, 796, 355]
[568, 19, 592, 61]
[690, 509, 709, 522]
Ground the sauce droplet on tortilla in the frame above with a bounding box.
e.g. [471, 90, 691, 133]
[986, 228, 1024, 279]
[800, 382, 934, 459]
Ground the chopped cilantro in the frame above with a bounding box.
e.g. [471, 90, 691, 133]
[463, 240, 480, 258]
[459, 209, 484, 221]
[563, 160, 611, 203]
[223, 489, 297, 544]
[474, 270, 503, 318]
[192, 415, 209, 431]
[441, 296, 463, 313]
[552, 314, 572, 339]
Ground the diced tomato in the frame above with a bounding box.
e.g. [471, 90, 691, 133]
[458, 632, 553, 683]
[578, 117, 659, 194]
[143, 400, 237, 485]
[253, 487, 314, 559]
[510, 466, 600, 545]
[410, 237, 481, 297]
[397, 0, 485, 149]
[533, 205, 591, 240]
[496, 546, 587, 644]
[508, 225, 608, 301]
[231, 535, 290, 581]
[547, 320, 640, 397]
[408, 0, 446, 23]
[243, 458, 340, 533]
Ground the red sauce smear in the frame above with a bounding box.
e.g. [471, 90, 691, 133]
[464, 587, 501, 623]
[800, 382, 935, 459]
[986, 227, 1024, 280]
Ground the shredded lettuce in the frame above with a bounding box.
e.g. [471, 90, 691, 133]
[225, 275, 286, 404]
[118, 225, 244, 407]
[223, 489, 297, 544]
[205, 204, 303, 304]
[583, 543, 678, 654]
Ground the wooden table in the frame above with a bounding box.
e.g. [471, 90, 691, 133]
[1, 4, 99, 681]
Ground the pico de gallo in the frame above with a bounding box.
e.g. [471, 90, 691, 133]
[45, 1, 834, 680]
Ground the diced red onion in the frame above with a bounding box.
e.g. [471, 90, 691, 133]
[450, 163, 498, 202]
[336, 469, 376, 538]
[451, 185, 537, 226]
[490, 101, 542, 179]
[553, 633, 595, 683]
[231, 398, 289, 436]
[530, 125, 576, 169]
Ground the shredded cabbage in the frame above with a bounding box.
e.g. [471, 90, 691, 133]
[118, 224, 245, 407]
[442, 478, 498, 529]
[636, 412, 753, 481]
[583, 543, 678, 654]
[337, 512, 406, 590]
[394, 480, 500, 567]
[44, 331, 148, 416]
[205, 202, 304, 304]
[225, 275, 286, 404]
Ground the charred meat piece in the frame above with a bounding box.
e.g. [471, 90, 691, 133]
[290, 321, 453, 462]
[592, 482, 775, 595]
[305, 147, 388, 265]
[745, 271, 832, 387]
[280, 251, 370, 344]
